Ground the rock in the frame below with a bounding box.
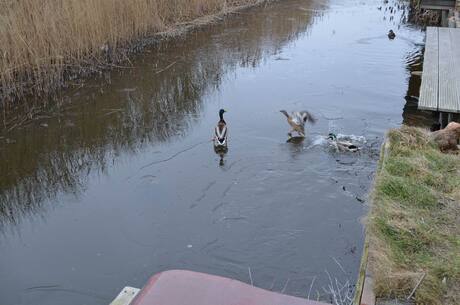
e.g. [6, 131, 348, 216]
[431, 122, 460, 152]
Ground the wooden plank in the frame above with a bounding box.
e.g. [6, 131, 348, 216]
[419, 27, 439, 111]
[110, 287, 140, 305]
[449, 28, 460, 113]
[420, 0, 455, 10]
[438, 28, 459, 112]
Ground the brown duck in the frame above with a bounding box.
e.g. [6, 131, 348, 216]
[280, 110, 316, 138]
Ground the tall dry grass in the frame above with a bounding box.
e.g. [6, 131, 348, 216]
[0, 0, 263, 105]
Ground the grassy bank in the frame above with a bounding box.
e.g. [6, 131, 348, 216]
[0, 0, 267, 107]
[368, 126, 460, 305]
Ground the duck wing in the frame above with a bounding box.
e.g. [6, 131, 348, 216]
[298, 111, 316, 124]
[215, 121, 227, 142]
[290, 112, 305, 126]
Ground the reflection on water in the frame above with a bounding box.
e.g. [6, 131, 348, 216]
[214, 146, 229, 167]
[0, 1, 431, 305]
[402, 47, 437, 127]
[0, 4, 319, 228]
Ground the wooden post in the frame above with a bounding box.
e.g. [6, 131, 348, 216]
[448, 112, 453, 123]
[439, 112, 443, 127]
[448, 9, 456, 27]
[442, 10, 448, 27]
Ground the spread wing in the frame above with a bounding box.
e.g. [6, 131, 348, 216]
[290, 112, 304, 125]
[298, 111, 316, 124]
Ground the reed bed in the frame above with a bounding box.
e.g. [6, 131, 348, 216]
[0, 0, 265, 107]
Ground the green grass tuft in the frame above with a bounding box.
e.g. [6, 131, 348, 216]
[368, 126, 460, 305]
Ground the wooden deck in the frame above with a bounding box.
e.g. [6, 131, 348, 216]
[420, 0, 455, 10]
[419, 27, 460, 113]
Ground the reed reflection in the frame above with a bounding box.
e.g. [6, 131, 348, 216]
[0, 1, 322, 229]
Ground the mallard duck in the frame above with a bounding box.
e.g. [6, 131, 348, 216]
[327, 133, 359, 152]
[280, 110, 316, 138]
[214, 109, 228, 147]
[388, 30, 396, 39]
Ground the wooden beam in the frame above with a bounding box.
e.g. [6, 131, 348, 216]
[419, 27, 439, 111]
[420, 0, 455, 10]
[438, 28, 460, 113]
[450, 28, 460, 113]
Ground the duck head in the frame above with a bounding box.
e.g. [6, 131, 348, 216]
[327, 133, 337, 141]
[219, 109, 226, 119]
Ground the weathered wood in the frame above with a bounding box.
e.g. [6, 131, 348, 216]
[418, 27, 460, 113]
[438, 28, 459, 112]
[450, 28, 460, 113]
[419, 27, 439, 111]
[420, 0, 455, 10]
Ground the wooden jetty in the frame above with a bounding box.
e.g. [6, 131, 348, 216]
[418, 27, 460, 124]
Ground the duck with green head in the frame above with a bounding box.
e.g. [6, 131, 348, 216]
[214, 109, 228, 148]
[327, 133, 359, 152]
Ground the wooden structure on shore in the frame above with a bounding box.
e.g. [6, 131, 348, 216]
[418, 27, 460, 124]
[420, 0, 455, 10]
[420, 0, 458, 27]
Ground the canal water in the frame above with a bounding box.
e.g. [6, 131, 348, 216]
[0, 0, 431, 304]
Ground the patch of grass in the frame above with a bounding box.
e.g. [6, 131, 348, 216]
[368, 126, 460, 305]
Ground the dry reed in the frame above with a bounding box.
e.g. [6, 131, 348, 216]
[0, 0, 265, 106]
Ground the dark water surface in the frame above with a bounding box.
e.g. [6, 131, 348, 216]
[1, 0, 431, 304]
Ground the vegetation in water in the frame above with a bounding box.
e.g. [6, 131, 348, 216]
[0, 0, 268, 108]
[368, 126, 460, 305]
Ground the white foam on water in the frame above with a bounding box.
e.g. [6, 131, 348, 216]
[308, 133, 367, 150]
[311, 135, 328, 146]
[335, 133, 367, 143]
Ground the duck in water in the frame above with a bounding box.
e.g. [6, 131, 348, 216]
[327, 133, 360, 152]
[213, 109, 228, 166]
[280, 110, 316, 138]
[388, 30, 396, 39]
[214, 109, 228, 148]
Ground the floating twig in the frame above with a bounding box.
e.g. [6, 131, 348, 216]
[140, 140, 211, 170]
[308, 276, 317, 299]
[281, 278, 290, 293]
[332, 256, 347, 274]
